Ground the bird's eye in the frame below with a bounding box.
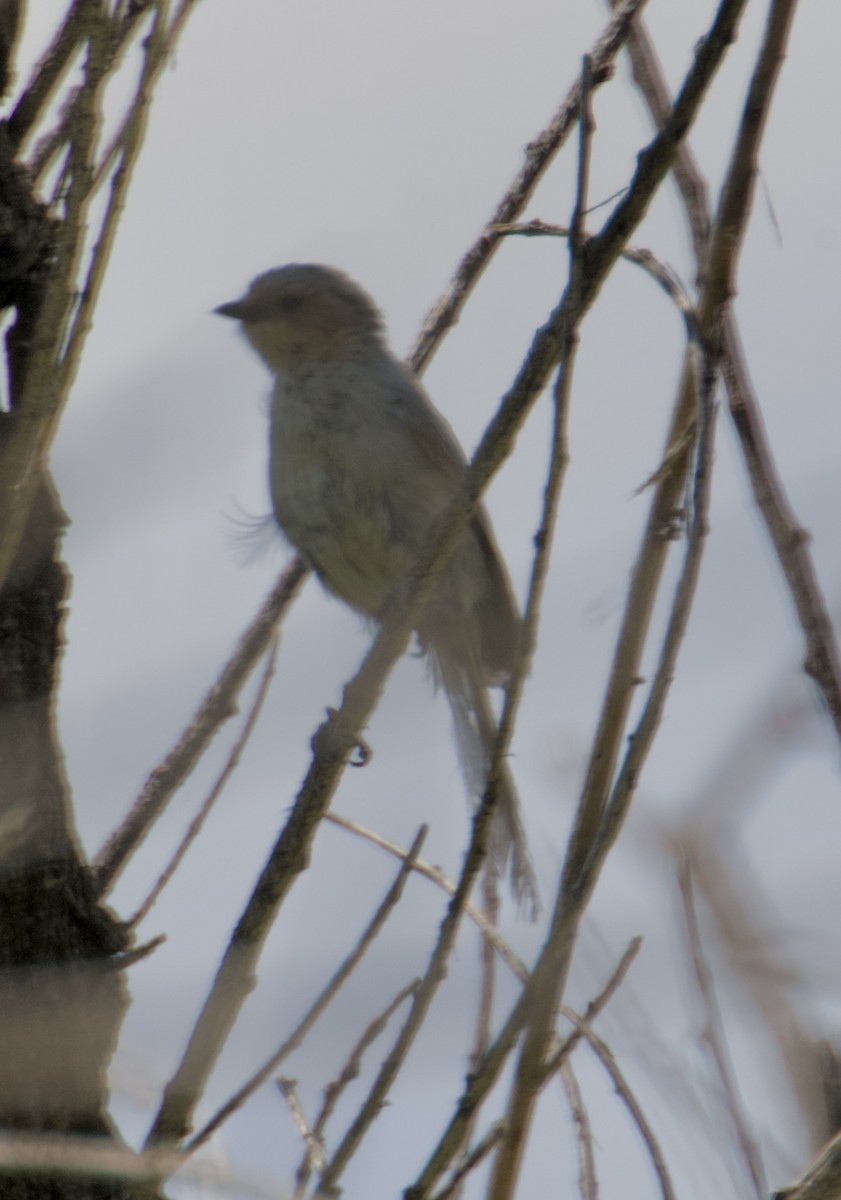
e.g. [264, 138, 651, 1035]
[278, 295, 305, 312]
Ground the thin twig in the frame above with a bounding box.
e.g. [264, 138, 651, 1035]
[276, 1078, 326, 1190]
[0, 0, 203, 593]
[183, 828, 426, 1157]
[26, 2, 157, 187]
[408, 0, 649, 373]
[324, 812, 530, 981]
[312, 856, 494, 1196]
[94, 559, 308, 895]
[606, 0, 711, 264]
[490, 3, 759, 1189]
[304, 979, 420, 1197]
[722, 318, 841, 735]
[615, 2, 838, 733]
[89, 0, 200, 195]
[8, 0, 89, 148]
[410, 937, 641, 1199]
[678, 857, 766, 1198]
[0, 12, 112, 590]
[57, 1, 201, 394]
[448, 877, 499, 1200]
[429, 1124, 507, 1200]
[588, 291, 716, 873]
[543, 937, 643, 1081]
[560, 1061, 598, 1200]
[127, 638, 280, 928]
[494, 221, 697, 326]
[576, 1022, 676, 1200]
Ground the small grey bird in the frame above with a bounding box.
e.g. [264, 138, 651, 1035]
[216, 264, 535, 904]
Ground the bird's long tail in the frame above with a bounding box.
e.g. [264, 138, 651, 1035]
[435, 650, 539, 916]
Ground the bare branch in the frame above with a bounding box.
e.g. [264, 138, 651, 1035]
[614, 2, 839, 735]
[774, 1134, 841, 1200]
[543, 937, 643, 1080]
[94, 559, 308, 895]
[306, 979, 420, 1196]
[324, 812, 530, 982]
[410, 938, 641, 1199]
[184, 828, 427, 1155]
[577, 1023, 676, 1200]
[408, 0, 649, 373]
[490, 1, 769, 1190]
[678, 856, 766, 1198]
[7, 0, 89, 148]
[429, 1123, 506, 1200]
[0, 0, 202, 593]
[127, 638, 280, 928]
[559, 1062, 598, 1200]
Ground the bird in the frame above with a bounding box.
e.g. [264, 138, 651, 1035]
[215, 263, 536, 906]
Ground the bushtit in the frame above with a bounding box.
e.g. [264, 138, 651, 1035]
[216, 264, 534, 903]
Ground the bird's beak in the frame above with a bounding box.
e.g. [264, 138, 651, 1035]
[213, 300, 246, 320]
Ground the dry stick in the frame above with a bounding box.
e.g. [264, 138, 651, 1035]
[429, 1125, 506, 1200]
[7, 0, 90, 148]
[301, 979, 420, 1198]
[448, 876, 500, 1200]
[414, 259, 697, 1200]
[560, 1062, 598, 1200]
[397, 938, 643, 1196]
[482, 57, 596, 813]
[594, 0, 800, 869]
[408, 0, 649, 375]
[491, 9, 778, 1195]
[494, 221, 697, 336]
[94, 559, 308, 895]
[149, 0, 741, 1163]
[0, 0, 200, 593]
[0, 1132, 183, 1185]
[91, 0, 199, 193]
[616, 2, 839, 730]
[416, 10, 752, 1197]
[543, 936, 643, 1080]
[28, 4, 150, 188]
[0, 12, 111, 591]
[58, 0, 201, 389]
[577, 1023, 676, 1200]
[277, 1078, 326, 1188]
[127, 638, 280, 929]
[183, 827, 427, 1156]
[775, 1134, 841, 1200]
[480, 298, 574, 917]
[316, 65, 590, 1200]
[722, 320, 841, 735]
[311, 875, 494, 1195]
[677, 857, 766, 1199]
[410, 936, 642, 1199]
[616, 10, 841, 1172]
[325, 812, 530, 982]
[462, 55, 595, 919]
[522, 347, 713, 1200]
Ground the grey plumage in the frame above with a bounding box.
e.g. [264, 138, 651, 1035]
[216, 264, 536, 905]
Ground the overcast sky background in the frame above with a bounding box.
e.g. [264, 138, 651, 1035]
[12, 2, 841, 1197]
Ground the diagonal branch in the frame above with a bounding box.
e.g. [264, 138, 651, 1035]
[94, 559, 308, 895]
[610, 0, 840, 737]
[408, 0, 650, 373]
[489, 2, 786, 1194]
[144, 0, 746, 1158]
